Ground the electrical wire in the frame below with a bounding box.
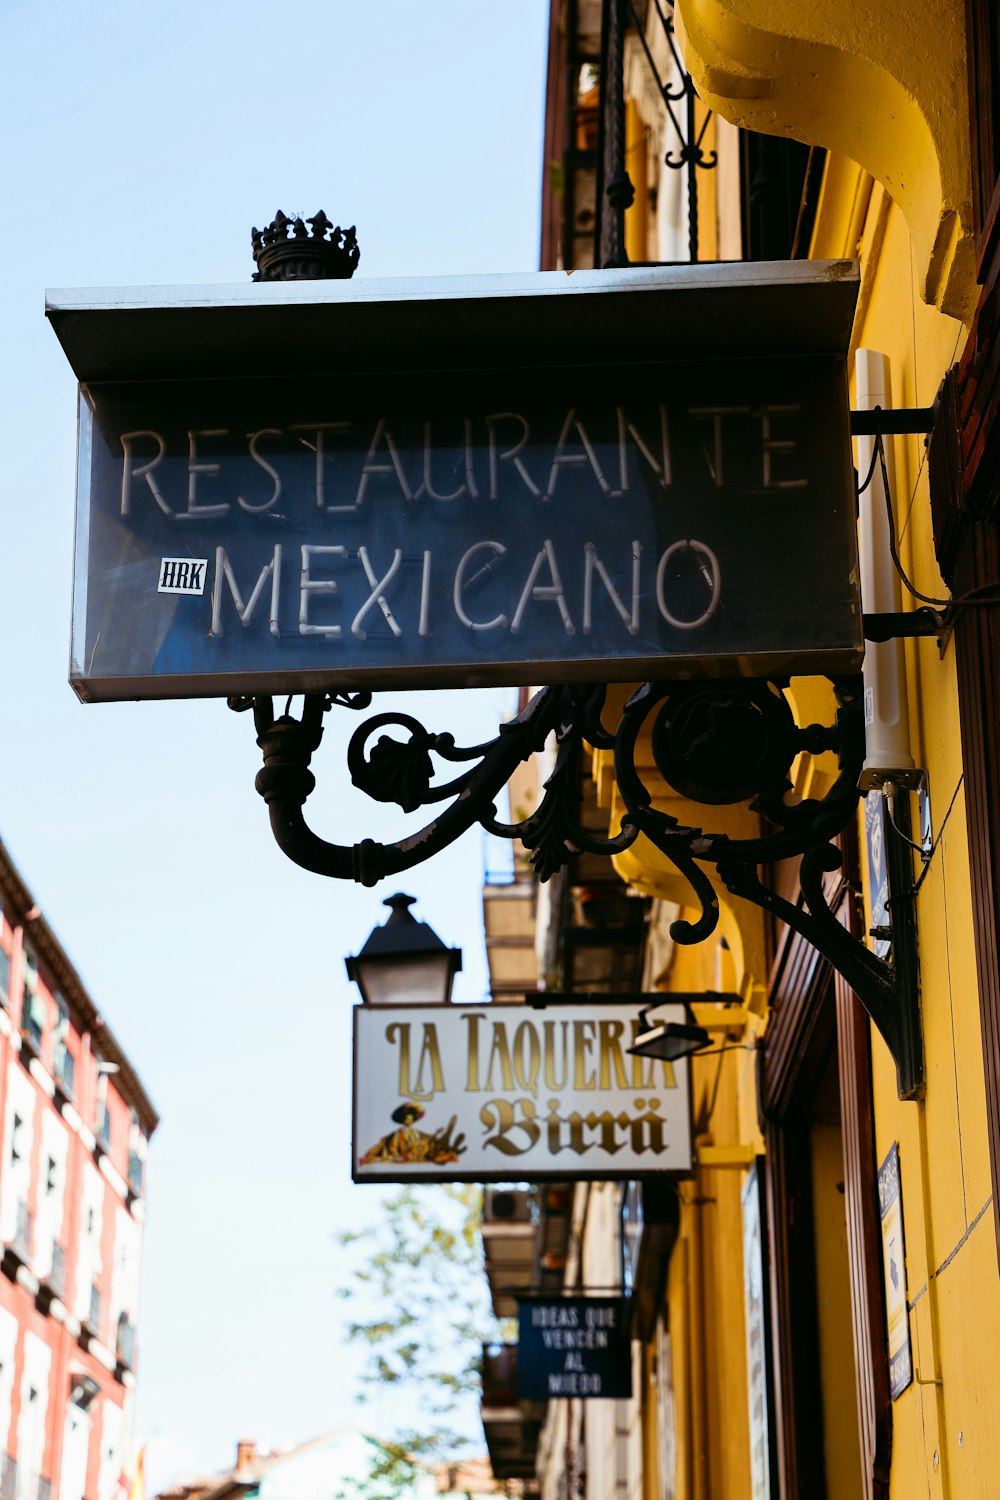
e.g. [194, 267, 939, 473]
[874, 434, 951, 608]
[861, 413, 1000, 617]
[912, 772, 964, 895]
[881, 781, 932, 861]
[693, 1041, 756, 1131]
[873, 432, 1000, 618]
[692, 1041, 757, 1058]
[856, 437, 882, 497]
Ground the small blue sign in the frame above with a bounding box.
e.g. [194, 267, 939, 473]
[517, 1296, 632, 1400]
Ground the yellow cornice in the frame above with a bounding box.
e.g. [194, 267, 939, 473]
[675, 0, 977, 322]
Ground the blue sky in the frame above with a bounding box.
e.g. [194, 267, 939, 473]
[0, 0, 548, 1486]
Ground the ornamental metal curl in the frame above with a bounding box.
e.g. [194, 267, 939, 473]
[233, 672, 921, 1097]
[243, 684, 620, 890]
[235, 676, 862, 899]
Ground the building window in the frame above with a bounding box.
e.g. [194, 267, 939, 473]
[54, 1047, 75, 1098]
[94, 1070, 111, 1150]
[88, 1285, 102, 1336]
[0, 947, 9, 1008]
[127, 1112, 146, 1197]
[20, 954, 43, 1052]
[53, 995, 74, 1097]
[20, 996, 43, 1051]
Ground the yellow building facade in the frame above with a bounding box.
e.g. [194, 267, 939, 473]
[526, 2, 1000, 1497]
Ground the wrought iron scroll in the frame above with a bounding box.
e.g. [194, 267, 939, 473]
[599, 0, 718, 265]
[600, 0, 635, 267]
[231, 674, 923, 1098]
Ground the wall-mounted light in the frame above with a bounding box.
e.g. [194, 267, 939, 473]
[345, 893, 463, 1006]
[626, 1002, 711, 1063]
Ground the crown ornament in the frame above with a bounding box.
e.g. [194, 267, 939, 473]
[251, 210, 360, 281]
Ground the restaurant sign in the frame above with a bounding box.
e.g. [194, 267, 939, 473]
[517, 1296, 632, 1400]
[352, 1000, 693, 1183]
[48, 263, 863, 702]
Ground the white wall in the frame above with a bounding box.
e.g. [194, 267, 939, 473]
[15, 1332, 51, 1497]
[1, 1063, 37, 1249]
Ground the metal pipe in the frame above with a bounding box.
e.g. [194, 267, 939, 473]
[855, 349, 917, 791]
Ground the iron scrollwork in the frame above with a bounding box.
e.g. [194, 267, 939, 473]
[231, 673, 922, 1097]
[600, 0, 718, 267]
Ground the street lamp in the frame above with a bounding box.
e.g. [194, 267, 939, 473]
[345, 893, 463, 1006]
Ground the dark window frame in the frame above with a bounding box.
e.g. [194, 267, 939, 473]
[967, 0, 1000, 274]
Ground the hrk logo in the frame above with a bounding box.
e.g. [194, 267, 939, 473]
[158, 557, 208, 595]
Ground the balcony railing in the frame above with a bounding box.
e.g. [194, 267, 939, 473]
[480, 1342, 544, 1483]
[481, 1343, 519, 1407]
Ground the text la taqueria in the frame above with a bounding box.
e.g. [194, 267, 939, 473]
[355, 1008, 687, 1168]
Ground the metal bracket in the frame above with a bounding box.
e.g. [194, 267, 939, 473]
[863, 608, 944, 642]
[233, 673, 923, 1098]
[850, 407, 935, 436]
[697, 1144, 757, 1170]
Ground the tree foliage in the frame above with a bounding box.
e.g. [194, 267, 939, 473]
[337, 1183, 511, 1482]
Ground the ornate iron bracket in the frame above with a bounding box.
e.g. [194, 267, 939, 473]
[230, 672, 923, 1099]
[598, 0, 716, 266]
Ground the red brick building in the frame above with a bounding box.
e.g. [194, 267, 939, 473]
[0, 839, 156, 1500]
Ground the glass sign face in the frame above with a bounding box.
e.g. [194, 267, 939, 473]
[71, 356, 861, 700]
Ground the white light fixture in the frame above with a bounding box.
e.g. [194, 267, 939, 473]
[626, 1002, 711, 1063]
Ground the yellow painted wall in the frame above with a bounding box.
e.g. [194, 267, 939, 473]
[637, 902, 765, 1497]
[819, 157, 1000, 1498]
[606, 17, 1000, 1499]
[625, 99, 649, 264]
[591, 2, 1000, 1492]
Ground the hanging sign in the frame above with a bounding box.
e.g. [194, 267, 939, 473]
[352, 1000, 694, 1183]
[49, 263, 863, 702]
[517, 1296, 632, 1400]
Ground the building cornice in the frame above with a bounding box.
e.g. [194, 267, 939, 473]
[0, 836, 159, 1134]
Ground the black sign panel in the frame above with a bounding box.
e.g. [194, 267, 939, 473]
[517, 1296, 632, 1400]
[70, 354, 860, 700]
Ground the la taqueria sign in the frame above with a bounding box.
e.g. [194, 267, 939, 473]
[352, 1000, 694, 1182]
[48, 262, 863, 702]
